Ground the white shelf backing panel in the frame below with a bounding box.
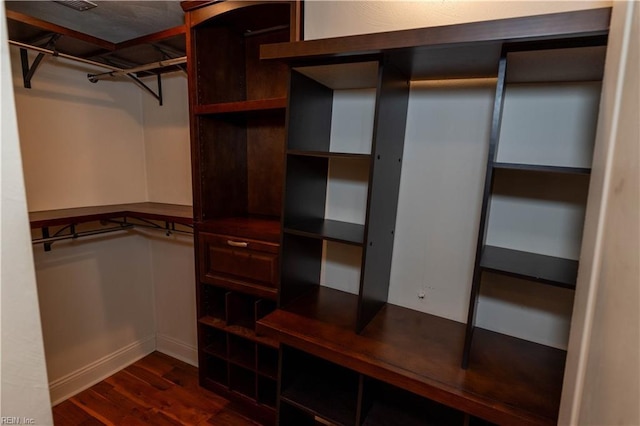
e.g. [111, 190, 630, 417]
[322, 160, 368, 295]
[389, 79, 495, 322]
[325, 157, 370, 226]
[321, 241, 362, 295]
[497, 81, 602, 169]
[485, 169, 590, 260]
[476, 273, 575, 349]
[329, 88, 376, 155]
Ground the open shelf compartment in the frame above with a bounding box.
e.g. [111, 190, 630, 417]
[280, 346, 359, 426]
[480, 245, 578, 288]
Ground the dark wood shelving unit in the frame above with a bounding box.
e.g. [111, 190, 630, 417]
[194, 98, 287, 115]
[287, 150, 372, 160]
[492, 161, 591, 175]
[184, 1, 300, 422]
[252, 7, 611, 426]
[480, 245, 578, 288]
[283, 219, 365, 246]
[258, 303, 565, 426]
[463, 37, 606, 367]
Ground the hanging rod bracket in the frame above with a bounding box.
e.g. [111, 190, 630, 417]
[126, 73, 163, 106]
[19, 34, 61, 89]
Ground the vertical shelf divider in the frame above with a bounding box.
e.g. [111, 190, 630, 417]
[356, 61, 410, 332]
[462, 51, 508, 368]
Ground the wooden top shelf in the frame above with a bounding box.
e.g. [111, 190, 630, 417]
[29, 202, 193, 228]
[261, 8, 610, 81]
[257, 286, 565, 426]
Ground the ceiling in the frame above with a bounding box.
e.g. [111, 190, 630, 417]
[5, 1, 185, 43]
[4, 1, 188, 77]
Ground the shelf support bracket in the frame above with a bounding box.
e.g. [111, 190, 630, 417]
[20, 34, 61, 89]
[41, 227, 51, 252]
[126, 73, 163, 106]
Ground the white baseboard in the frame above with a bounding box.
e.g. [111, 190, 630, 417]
[156, 333, 198, 367]
[49, 335, 156, 406]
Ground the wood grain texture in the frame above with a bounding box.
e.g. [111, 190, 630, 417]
[194, 99, 287, 115]
[52, 352, 261, 426]
[261, 8, 611, 63]
[257, 302, 566, 426]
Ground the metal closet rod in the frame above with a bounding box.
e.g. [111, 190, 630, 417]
[9, 40, 186, 81]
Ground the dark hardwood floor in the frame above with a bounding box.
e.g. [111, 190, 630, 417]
[53, 352, 262, 426]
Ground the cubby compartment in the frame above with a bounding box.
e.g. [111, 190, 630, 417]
[255, 299, 277, 322]
[196, 111, 286, 221]
[201, 326, 228, 359]
[200, 285, 228, 321]
[202, 353, 228, 387]
[257, 345, 279, 379]
[227, 292, 257, 331]
[360, 378, 465, 426]
[287, 61, 378, 155]
[279, 401, 317, 426]
[280, 347, 359, 426]
[283, 155, 370, 245]
[482, 168, 590, 287]
[228, 335, 256, 370]
[258, 376, 278, 408]
[496, 82, 601, 171]
[230, 364, 256, 399]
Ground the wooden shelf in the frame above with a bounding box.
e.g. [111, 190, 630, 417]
[480, 245, 578, 288]
[281, 286, 359, 331]
[287, 150, 372, 160]
[493, 162, 591, 175]
[199, 316, 278, 349]
[197, 216, 280, 243]
[194, 98, 287, 115]
[258, 302, 566, 426]
[284, 219, 365, 246]
[260, 8, 610, 80]
[29, 202, 193, 228]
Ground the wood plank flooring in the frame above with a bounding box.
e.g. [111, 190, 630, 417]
[53, 352, 262, 426]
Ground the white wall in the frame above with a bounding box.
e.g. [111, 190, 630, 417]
[142, 72, 192, 206]
[560, 2, 639, 424]
[304, 1, 611, 40]
[33, 233, 155, 404]
[147, 233, 197, 366]
[140, 71, 197, 365]
[1, 5, 54, 423]
[12, 51, 147, 211]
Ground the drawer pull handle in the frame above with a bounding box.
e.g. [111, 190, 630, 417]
[227, 240, 248, 248]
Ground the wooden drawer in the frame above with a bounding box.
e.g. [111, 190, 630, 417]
[199, 233, 279, 292]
